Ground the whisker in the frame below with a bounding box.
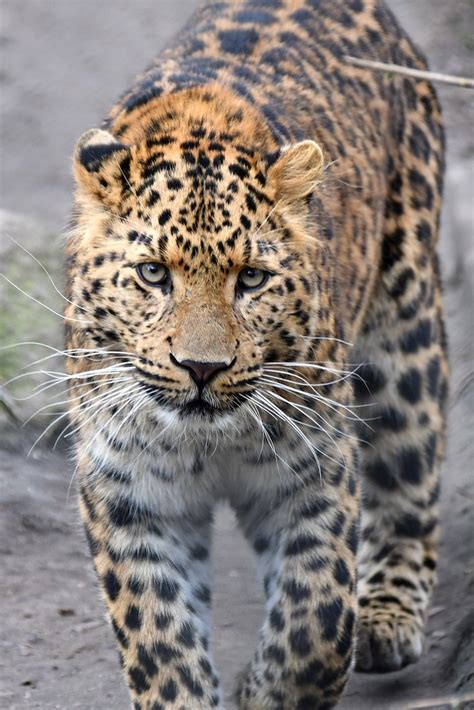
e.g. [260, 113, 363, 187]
[21, 377, 134, 425]
[0, 342, 133, 375]
[83, 383, 146, 457]
[3, 362, 135, 389]
[251, 199, 282, 238]
[260, 387, 350, 467]
[253, 391, 322, 480]
[31, 378, 136, 453]
[24, 348, 133, 370]
[0, 273, 91, 325]
[291, 334, 354, 347]
[261, 379, 349, 433]
[57, 382, 140, 448]
[129, 413, 177, 469]
[262, 369, 354, 389]
[266, 361, 356, 377]
[260, 374, 372, 421]
[244, 398, 307, 482]
[10, 372, 134, 402]
[3, 232, 94, 316]
[244, 399, 281, 472]
[261, 380, 373, 448]
[65, 384, 146, 502]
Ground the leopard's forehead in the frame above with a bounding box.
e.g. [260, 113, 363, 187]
[89, 135, 297, 274]
[131, 138, 270, 236]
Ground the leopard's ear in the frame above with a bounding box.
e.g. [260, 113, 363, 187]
[267, 140, 324, 206]
[73, 128, 131, 204]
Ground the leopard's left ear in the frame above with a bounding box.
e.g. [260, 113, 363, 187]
[73, 128, 131, 204]
[267, 140, 324, 206]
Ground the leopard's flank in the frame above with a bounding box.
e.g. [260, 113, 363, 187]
[66, 1, 448, 708]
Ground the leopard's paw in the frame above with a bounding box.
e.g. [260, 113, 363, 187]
[355, 605, 424, 673]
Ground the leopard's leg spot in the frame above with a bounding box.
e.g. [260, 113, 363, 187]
[353, 130, 447, 672]
[233, 442, 359, 709]
[79, 474, 222, 708]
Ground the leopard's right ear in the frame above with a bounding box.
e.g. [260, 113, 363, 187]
[73, 128, 131, 204]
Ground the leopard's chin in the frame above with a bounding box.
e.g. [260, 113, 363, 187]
[138, 379, 247, 423]
[178, 392, 247, 420]
[178, 397, 221, 420]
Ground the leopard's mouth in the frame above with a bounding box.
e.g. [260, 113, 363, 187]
[137, 380, 246, 419]
[179, 397, 221, 420]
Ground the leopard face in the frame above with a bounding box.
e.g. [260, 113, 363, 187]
[67, 94, 326, 429]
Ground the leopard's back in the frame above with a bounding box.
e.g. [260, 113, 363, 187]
[106, 0, 444, 336]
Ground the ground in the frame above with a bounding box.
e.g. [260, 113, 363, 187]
[0, 1, 473, 708]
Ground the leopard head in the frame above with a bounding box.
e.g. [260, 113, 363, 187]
[67, 90, 328, 430]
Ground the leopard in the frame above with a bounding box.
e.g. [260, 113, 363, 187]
[64, 0, 448, 708]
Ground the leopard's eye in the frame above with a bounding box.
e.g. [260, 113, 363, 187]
[237, 267, 270, 292]
[136, 262, 169, 287]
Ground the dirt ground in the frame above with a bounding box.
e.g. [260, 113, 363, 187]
[0, 1, 473, 709]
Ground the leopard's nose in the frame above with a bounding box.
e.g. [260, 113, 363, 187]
[171, 355, 232, 388]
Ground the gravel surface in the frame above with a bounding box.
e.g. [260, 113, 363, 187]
[0, 1, 473, 708]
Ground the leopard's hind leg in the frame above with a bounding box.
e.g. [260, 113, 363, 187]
[353, 78, 448, 673]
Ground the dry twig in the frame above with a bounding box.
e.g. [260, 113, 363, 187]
[405, 691, 474, 709]
[345, 55, 474, 89]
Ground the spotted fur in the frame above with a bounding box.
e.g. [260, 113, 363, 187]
[65, 1, 448, 707]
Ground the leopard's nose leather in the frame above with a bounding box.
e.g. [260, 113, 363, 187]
[171, 356, 231, 388]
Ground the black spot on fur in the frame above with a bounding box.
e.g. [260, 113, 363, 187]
[265, 644, 286, 665]
[153, 576, 180, 602]
[107, 497, 143, 527]
[398, 447, 423, 484]
[336, 608, 355, 657]
[377, 406, 407, 431]
[285, 534, 321, 556]
[317, 598, 343, 641]
[124, 604, 142, 630]
[112, 619, 129, 648]
[253, 536, 270, 554]
[176, 621, 196, 648]
[427, 356, 440, 397]
[155, 611, 172, 630]
[137, 644, 158, 677]
[365, 458, 398, 490]
[397, 368, 422, 403]
[394, 514, 423, 538]
[334, 558, 350, 586]
[129, 666, 150, 694]
[353, 364, 386, 398]
[103, 570, 121, 601]
[128, 577, 145, 595]
[219, 28, 259, 55]
[79, 142, 128, 172]
[269, 606, 285, 632]
[160, 678, 178, 702]
[177, 664, 204, 697]
[158, 209, 172, 226]
[346, 522, 359, 555]
[283, 578, 311, 603]
[153, 641, 182, 664]
[289, 627, 312, 657]
[400, 319, 432, 353]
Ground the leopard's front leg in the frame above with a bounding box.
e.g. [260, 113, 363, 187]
[79, 461, 221, 709]
[234, 454, 359, 710]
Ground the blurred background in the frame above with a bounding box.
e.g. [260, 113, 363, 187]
[0, 1, 473, 708]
